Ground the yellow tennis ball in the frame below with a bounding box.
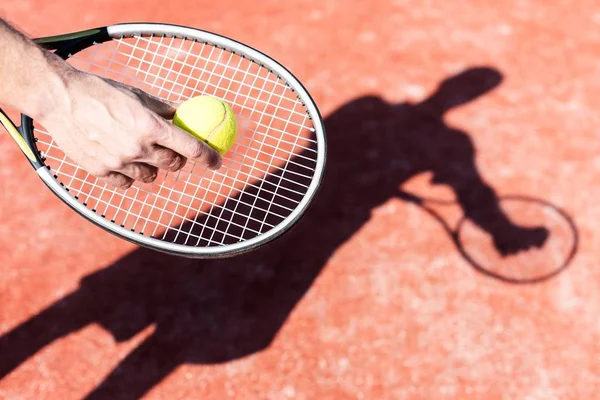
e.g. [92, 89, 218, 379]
[173, 95, 237, 156]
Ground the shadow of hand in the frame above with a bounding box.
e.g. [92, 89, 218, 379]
[493, 225, 549, 256]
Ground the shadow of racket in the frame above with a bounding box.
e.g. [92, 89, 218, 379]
[398, 190, 578, 284]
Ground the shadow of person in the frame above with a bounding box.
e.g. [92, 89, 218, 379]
[0, 67, 554, 399]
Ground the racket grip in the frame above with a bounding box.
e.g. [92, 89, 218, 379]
[0, 108, 36, 162]
[34, 28, 104, 50]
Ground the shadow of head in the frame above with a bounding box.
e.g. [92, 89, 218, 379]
[419, 66, 503, 114]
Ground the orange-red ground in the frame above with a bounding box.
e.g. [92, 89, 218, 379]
[1, 1, 600, 399]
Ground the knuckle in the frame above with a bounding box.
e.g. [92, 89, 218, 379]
[86, 163, 110, 178]
[126, 142, 145, 159]
[88, 131, 102, 143]
[140, 114, 165, 141]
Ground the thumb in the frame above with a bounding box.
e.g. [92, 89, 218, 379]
[136, 91, 177, 119]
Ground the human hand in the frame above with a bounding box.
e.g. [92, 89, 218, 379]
[36, 70, 221, 189]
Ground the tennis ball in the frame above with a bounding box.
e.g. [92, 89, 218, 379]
[173, 95, 237, 156]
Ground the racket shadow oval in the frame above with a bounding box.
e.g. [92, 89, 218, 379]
[455, 195, 578, 284]
[0, 66, 580, 399]
[400, 192, 579, 284]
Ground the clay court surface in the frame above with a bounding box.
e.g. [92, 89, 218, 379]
[1, 0, 600, 399]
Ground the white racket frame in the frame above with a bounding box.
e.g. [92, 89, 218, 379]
[32, 23, 326, 258]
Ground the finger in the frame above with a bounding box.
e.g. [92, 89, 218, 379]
[118, 162, 159, 184]
[155, 124, 222, 170]
[103, 77, 177, 119]
[139, 145, 187, 172]
[101, 172, 135, 190]
[137, 92, 177, 119]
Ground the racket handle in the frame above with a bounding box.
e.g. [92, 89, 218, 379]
[0, 108, 36, 162]
[34, 28, 103, 50]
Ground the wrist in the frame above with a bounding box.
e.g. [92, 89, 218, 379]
[0, 19, 75, 122]
[21, 48, 75, 123]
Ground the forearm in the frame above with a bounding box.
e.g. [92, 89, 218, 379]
[0, 19, 71, 120]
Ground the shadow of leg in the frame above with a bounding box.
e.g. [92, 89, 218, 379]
[0, 290, 90, 379]
[83, 332, 183, 400]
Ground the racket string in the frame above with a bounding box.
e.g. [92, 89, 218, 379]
[186, 48, 266, 246]
[123, 35, 299, 101]
[86, 39, 315, 133]
[39, 139, 309, 206]
[164, 40, 261, 244]
[41, 151, 297, 218]
[209, 64, 280, 245]
[238, 71, 297, 240]
[45, 163, 274, 239]
[258, 110, 310, 235]
[143, 36, 205, 241]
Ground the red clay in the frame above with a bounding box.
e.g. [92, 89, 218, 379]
[1, 1, 600, 399]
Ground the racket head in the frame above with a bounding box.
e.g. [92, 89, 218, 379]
[24, 23, 326, 258]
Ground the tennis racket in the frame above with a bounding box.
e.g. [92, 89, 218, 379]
[0, 22, 326, 258]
